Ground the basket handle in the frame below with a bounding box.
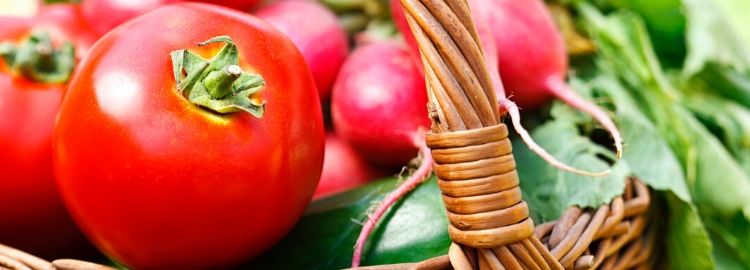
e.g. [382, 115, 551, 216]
[399, 0, 564, 268]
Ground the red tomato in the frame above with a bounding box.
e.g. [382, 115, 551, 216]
[82, 0, 182, 36]
[195, 0, 263, 11]
[54, 3, 324, 269]
[37, 4, 100, 56]
[0, 9, 97, 258]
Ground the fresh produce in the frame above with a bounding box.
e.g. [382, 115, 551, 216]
[250, 176, 451, 270]
[0, 0, 747, 269]
[391, 0, 613, 176]
[53, 3, 323, 269]
[35, 3, 99, 55]
[252, 1, 750, 269]
[330, 40, 434, 266]
[82, 0, 181, 36]
[314, 133, 384, 199]
[196, 0, 263, 11]
[0, 5, 97, 258]
[392, 0, 623, 160]
[579, 3, 750, 268]
[256, 0, 348, 100]
[332, 40, 428, 168]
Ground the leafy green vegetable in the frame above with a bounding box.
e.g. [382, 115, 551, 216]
[512, 106, 628, 222]
[679, 87, 750, 175]
[691, 63, 750, 109]
[570, 67, 709, 270]
[571, 75, 691, 202]
[579, 4, 750, 267]
[682, 0, 750, 74]
[713, 0, 750, 50]
[247, 177, 450, 269]
[666, 193, 715, 270]
[604, 0, 687, 66]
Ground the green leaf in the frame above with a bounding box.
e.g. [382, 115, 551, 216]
[247, 177, 450, 269]
[579, 5, 750, 267]
[691, 63, 750, 109]
[513, 105, 629, 222]
[682, 0, 750, 75]
[713, 231, 750, 270]
[170, 36, 265, 117]
[713, 0, 750, 49]
[679, 87, 750, 175]
[571, 75, 692, 202]
[665, 193, 715, 270]
[595, 0, 687, 66]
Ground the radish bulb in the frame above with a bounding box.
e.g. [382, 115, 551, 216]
[391, 0, 623, 167]
[314, 133, 385, 199]
[332, 41, 430, 168]
[331, 40, 434, 267]
[485, 0, 622, 159]
[256, 0, 349, 100]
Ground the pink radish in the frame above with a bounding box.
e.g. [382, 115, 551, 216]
[314, 133, 385, 199]
[391, 0, 623, 159]
[331, 40, 434, 267]
[332, 40, 430, 168]
[256, 0, 349, 100]
[82, 0, 183, 36]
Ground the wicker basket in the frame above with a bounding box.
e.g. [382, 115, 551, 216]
[0, 0, 654, 269]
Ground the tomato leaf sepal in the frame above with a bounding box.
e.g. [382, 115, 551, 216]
[0, 31, 75, 84]
[171, 35, 266, 118]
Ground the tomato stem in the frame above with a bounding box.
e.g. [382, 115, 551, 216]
[170, 36, 266, 117]
[204, 65, 242, 98]
[0, 31, 75, 84]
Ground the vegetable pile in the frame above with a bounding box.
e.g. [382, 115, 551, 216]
[0, 0, 748, 269]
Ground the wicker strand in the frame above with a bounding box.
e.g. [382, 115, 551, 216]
[0, 244, 115, 270]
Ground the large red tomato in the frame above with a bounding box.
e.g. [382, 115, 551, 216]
[54, 3, 324, 269]
[0, 6, 98, 259]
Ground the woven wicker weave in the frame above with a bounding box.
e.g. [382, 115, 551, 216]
[0, 1, 653, 269]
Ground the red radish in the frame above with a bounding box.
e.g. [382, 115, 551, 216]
[314, 133, 385, 199]
[332, 40, 434, 267]
[256, 1, 349, 100]
[332, 40, 430, 168]
[392, 0, 623, 160]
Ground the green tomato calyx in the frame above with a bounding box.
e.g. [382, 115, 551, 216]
[171, 35, 265, 117]
[0, 31, 75, 84]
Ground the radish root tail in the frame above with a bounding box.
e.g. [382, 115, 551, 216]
[500, 99, 611, 177]
[546, 77, 624, 159]
[351, 142, 433, 267]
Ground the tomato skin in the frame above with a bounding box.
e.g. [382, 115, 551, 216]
[54, 3, 324, 269]
[195, 0, 263, 11]
[82, 0, 182, 36]
[0, 76, 73, 257]
[0, 15, 97, 258]
[0, 17, 31, 37]
[37, 4, 100, 57]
